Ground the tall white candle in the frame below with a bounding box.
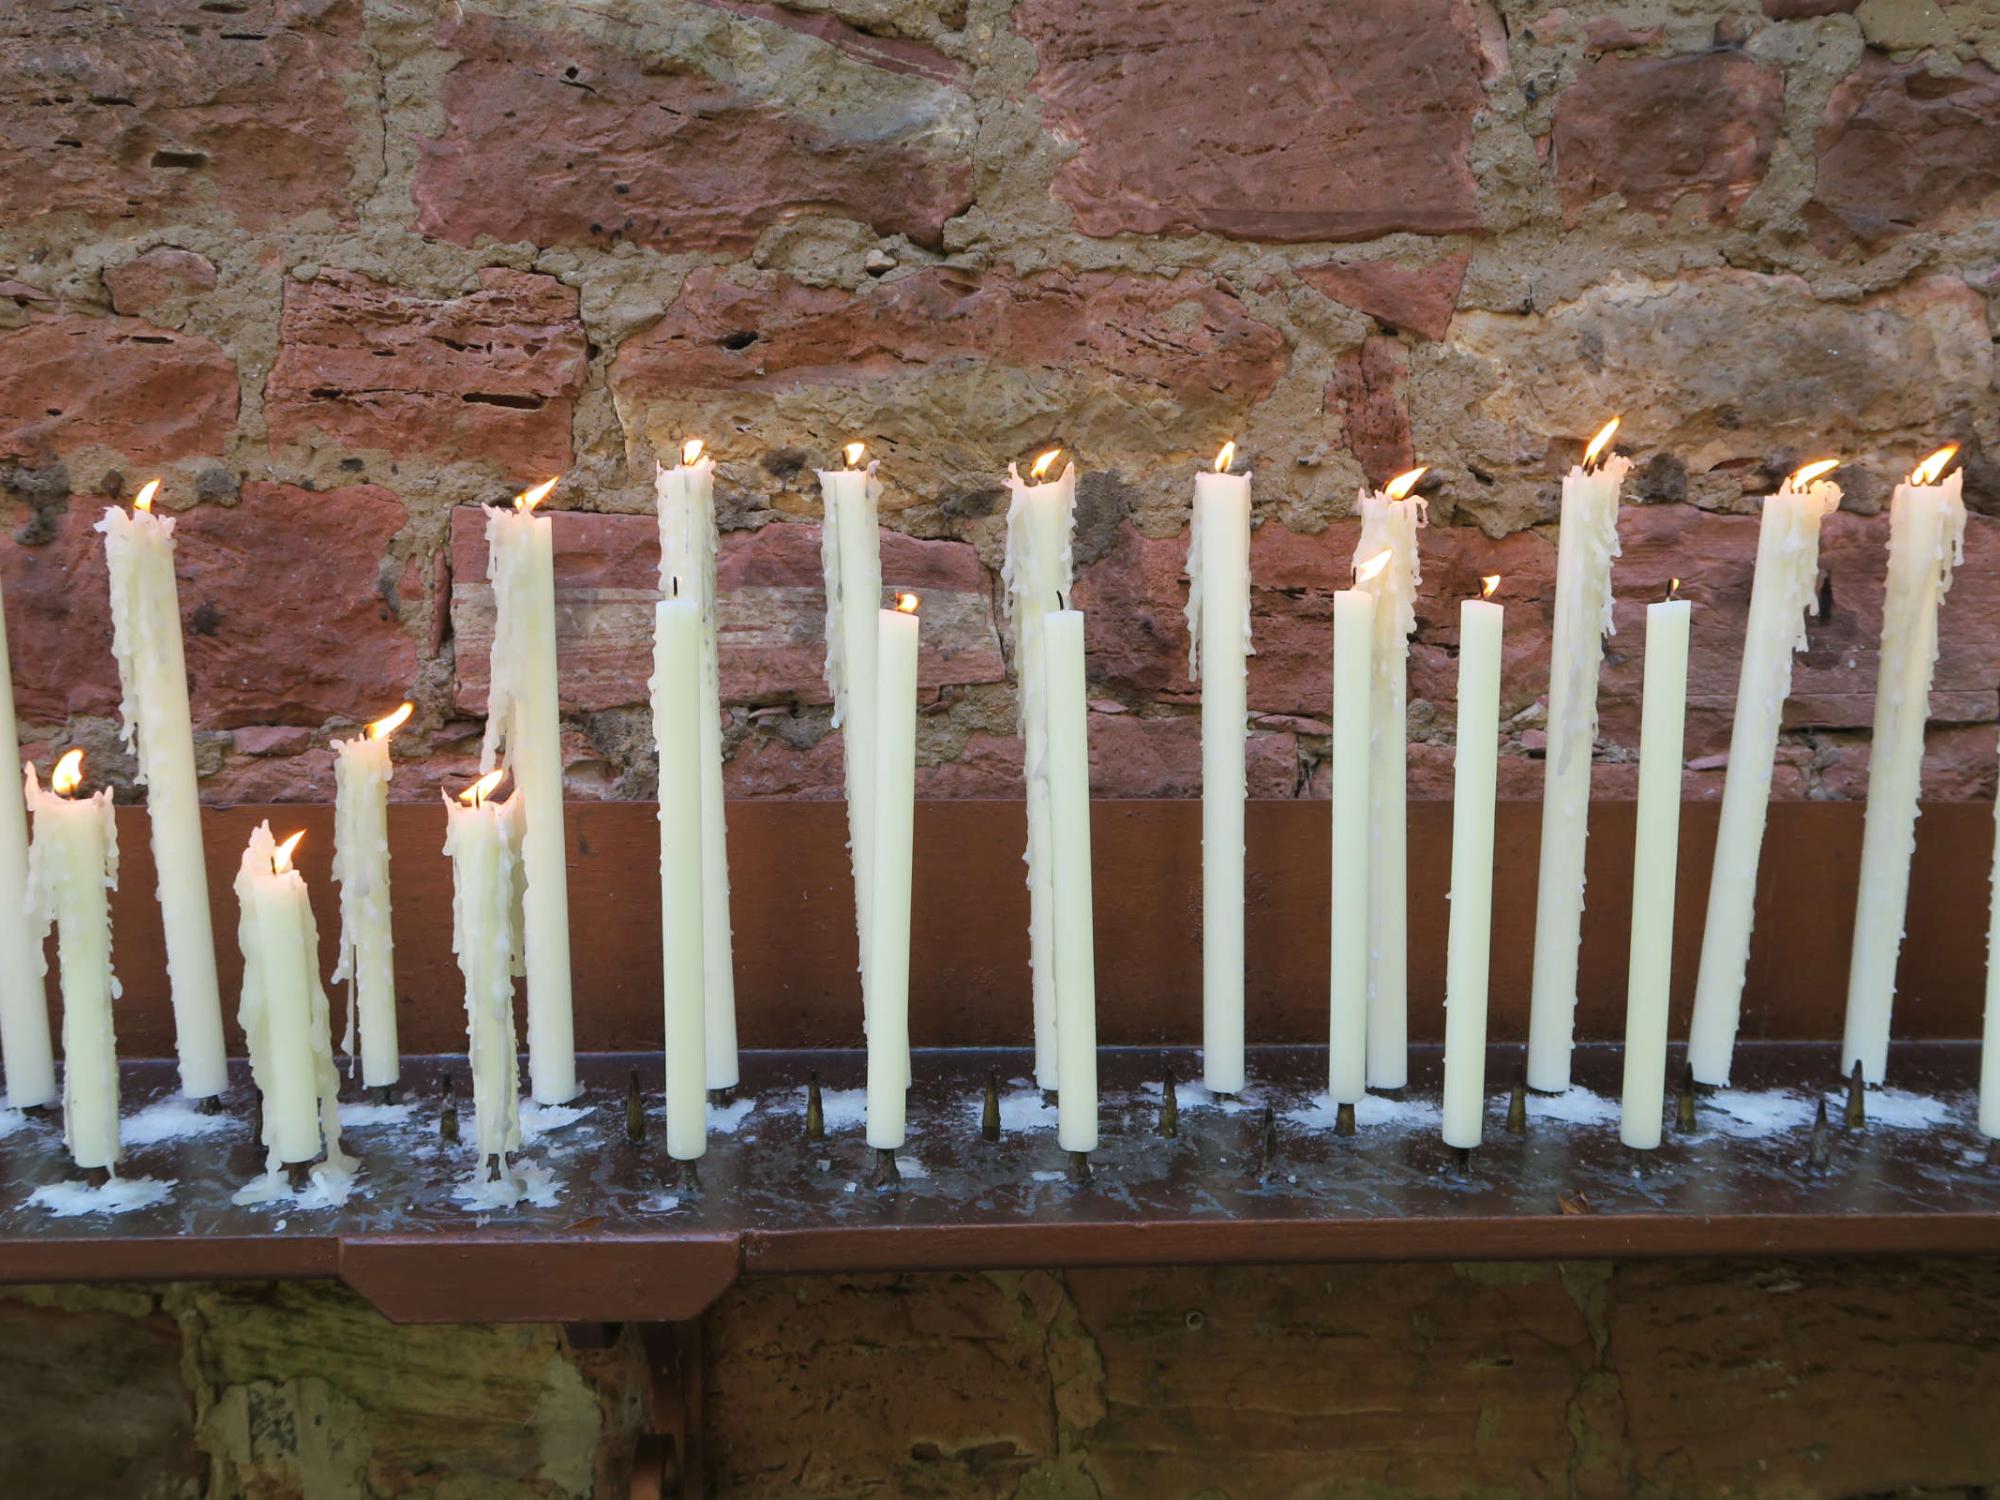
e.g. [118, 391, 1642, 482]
[24, 753, 120, 1170]
[1043, 606, 1097, 1153]
[1442, 581, 1503, 1151]
[1352, 467, 1427, 1091]
[654, 595, 708, 1164]
[1619, 594, 1691, 1151]
[1844, 446, 1968, 1084]
[656, 441, 737, 1091]
[330, 703, 409, 1090]
[0, 579, 55, 1111]
[1329, 556, 1382, 1107]
[1686, 461, 1841, 1086]
[865, 596, 919, 1151]
[443, 772, 523, 1169]
[234, 823, 343, 1170]
[481, 477, 576, 1106]
[98, 481, 226, 1100]
[1004, 451, 1077, 1091]
[1187, 444, 1252, 1095]
[1527, 421, 1630, 1094]
[1983, 736, 2000, 1143]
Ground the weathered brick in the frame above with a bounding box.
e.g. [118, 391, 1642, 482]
[1297, 254, 1470, 341]
[0, 312, 237, 465]
[103, 247, 218, 316]
[1324, 335, 1414, 486]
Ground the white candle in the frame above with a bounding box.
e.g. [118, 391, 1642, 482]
[654, 595, 708, 1164]
[1352, 467, 1427, 1091]
[1844, 446, 1968, 1084]
[865, 596, 919, 1151]
[1329, 556, 1382, 1106]
[330, 703, 409, 1090]
[443, 772, 524, 1169]
[1983, 739, 2000, 1143]
[24, 753, 120, 1170]
[1686, 461, 1841, 1086]
[98, 481, 226, 1100]
[1043, 606, 1097, 1153]
[234, 822, 342, 1170]
[1004, 450, 1077, 1091]
[656, 441, 737, 1090]
[1187, 444, 1252, 1095]
[481, 477, 576, 1105]
[1527, 421, 1630, 1094]
[1442, 582, 1503, 1151]
[1619, 594, 1692, 1151]
[0, 580, 55, 1110]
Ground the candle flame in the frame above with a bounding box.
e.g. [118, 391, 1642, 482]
[1910, 444, 1960, 487]
[1583, 417, 1621, 471]
[892, 591, 920, 614]
[515, 476, 560, 512]
[133, 479, 160, 513]
[1384, 466, 1428, 501]
[1354, 549, 1393, 587]
[365, 701, 413, 741]
[1480, 574, 1501, 599]
[1787, 458, 1840, 491]
[1030, 448, 1061, 481]
[1668, 577, 1682, 600]
[843, 441, 867, 469]
[459, 768, 505, 807]
[273, 830, 305, 874]
[681, 437, 704, 467]
[50, 749, 84, 797]
[1213, 441, 1236, 474]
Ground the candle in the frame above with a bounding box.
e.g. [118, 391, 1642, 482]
[0, 581, 55, 1110]
[1619, 591, 1692, 1151]
[1004, 449, 1077, 1091]
[1527, 420, 1630, 1094]
[1686, 461, 1842, 1086]
[1984, 744, 2000, 1144]
[443, 771, 524, 1170]
[1329, 553, 1384, 1106]
[1187, 443, 1253, 1095]
[234, 823, 343, 1171]
[1843, 445, 1968, 1084]
[481, 476, 576, 1105]
[97, 480, 227, 1100]
[330, 702, 409, 1090]
[1043, 604, 1097, 1153]
[24, 752, 120, 1170]
[865, 593, 919, 1152]
[1442, 579, 1503, 1151]
[656, 439, 737, 1091]
[1352, 465, 1427, 1091]
[653, 593, 708, 1164]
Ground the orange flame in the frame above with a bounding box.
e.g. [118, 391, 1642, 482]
[892, 591, 920, 614]
[1668, 578, 1682, 600]
[459, 768, 505, 808]
[365, 702, 413, 741]
[515, 476, 560, 513]
[1910, 445, 1960, 487]
[1480, 574, 1501, 600]
[133, 479, 161, 513]
[681, 437, 705, 467]
[1030, 448, 1061, 481]
[1384, 466, 1428, 501]
[273, 830, 305, 875]
[1787, 459, 1840, 491]
[1583, 417, 1621, 471]
[50, 749, 84, 797]
[843, 442, 867, 469]
[1354, 549, 1393, 587]
[1213, 441, 1236, 474]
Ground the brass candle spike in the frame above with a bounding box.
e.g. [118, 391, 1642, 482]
[1157, 1068, 1180, 1138]
[1505, 1074, 1528, 1136]
[708, 1085, 734, 1109]
[805, 1071, 825, 1142]
[249, 1090, 264, 1147]
[1806, 1097, 1831, 1173]
[624, 1069, 646, 1145]
[371, 1082, 395, 1108]
[285, 1161, 312, 1192]
[677, 1158, 702, 1195]
[439, 1072, 460, 1145]
[981, 1071, 1000, 1142]
[1334, 1101, 1356, 1138]
[1068, 1150, 1092, 1185]
[868, 1146, 900, 1188]
[484, 1153, 503, 1184]
[1675, 1061, 1697, 1134]
[1255, 1107, 1279, 1182]
[197, 1092, 225, 1116]
[82, 1164, 111, 1189]
[1453, 1145, 1473, 1175]
[1844, 1061, 1866, 1131]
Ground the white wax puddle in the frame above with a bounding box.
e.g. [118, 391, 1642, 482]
[519, 1103, 589, 1143]
[638, 1192, 682, 1213]
[709, 1097, 756, 1134]
[0, 1108, 29, 1141]
[1865, 1089, 1953, 1130]
[963, 1089, 1056, 1133]
[1702, 1090, 1815, 1138]
[1139, 1079, 1261, 1114]
[1522, 1089, 1621, 1126]
[26, 1177, 174, 1217]
[841, 1180, 857, 1194]
[451, 1163, 558, 1212]
[1031, 1169, 1066, 1183]
[338, 1100, 416, 1128]
[895, 1156, 929, 1179]
[122, 1099, 234, 1147]
[232, 1160, 357, 1210]
[1285, 1093, 1442, 1131]
[815, 1088, 869, 1133]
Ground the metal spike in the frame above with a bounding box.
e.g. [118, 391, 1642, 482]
[485, 1153, 503, 1183]
[708, 1085, 734, 1109]
[981, 1071, 1000, 1141]
[624, 1070, 645, 1145]
[1844, 1060, 1866, 1131]
[805, 1071, 825, 1142]
[82, 1164, 111, 1188]
[1334, 1101, 1356, 1137]
[439, 1072, 460, 1145]
[1806, 1097, 1831, 1173]
[1987, 1135, 1998, 1168]
[286, 1160, 312, 1192]
[1067, 1150, 1092, 1185]
[1157, 1068, 1180, 1138]
[677, 1157, 702, 1195]
[1454, 1145, 1473, 1175]
[1256, 1106, 1279, 1182]
[867, 1146, 900, 1188]
[249, 1089, 264, 1147]
[371, 1083, 395, 1108]
[1675, 1061, 1697, 1134]
[197, 1092, 225, 1116]
[1505, 1075, 1527, 1135]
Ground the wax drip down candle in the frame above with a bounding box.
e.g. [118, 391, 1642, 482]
[0, 568, 55, 1111]
[1043, 599, 1098, 1155]
[1352, 465, 1427, 1092]
[866, 593, 920, 1152]
[481, 476, 576, 1106]
[1441, 577, 1503, 1152]
[1003, 448, 1077, 1091]
[1329, 551, 1387, 1107]
[443, 771, 524, 1176]
[331, 702, 410, 1092]
[25, 752, 120, 1172]
[98, 479, 227, 1101]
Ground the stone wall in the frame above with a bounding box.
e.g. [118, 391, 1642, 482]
[0, 0, 1996, 806]
[6, 1258, 2000, 1497]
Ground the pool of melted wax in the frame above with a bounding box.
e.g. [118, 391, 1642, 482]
[0, 1043, 1992, 1251]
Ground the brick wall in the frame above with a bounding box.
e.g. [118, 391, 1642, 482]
[2, 0, 1997, 807]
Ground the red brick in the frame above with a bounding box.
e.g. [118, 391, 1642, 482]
[103, 248, 218, 316]
[1087, 714, 1297, 797]
[414, 12, 970, 255]
[1013, 0, 1486, 242]
[1763, 0, 1857, 14]
[1324, 336, 1414, 487]
[693, 0, 969, 87]
[265, 269, 585, 477]
[0, 312, 237, 464]
[1297, 254, 1470, 341]
[1555, 52, 1784, 223]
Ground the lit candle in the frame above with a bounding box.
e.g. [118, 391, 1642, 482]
[1983, 751, 2000, 1144]
[1004, 448, 1076, 1091]
[24, 752, 120, 1170]
[1843, 445, 1968, 1084]
[1044, 601, 1097, 1153]
[1188, 442, 1252, 1095]
[0, 581, 55, 1110]
[1686, 460, 1841, 1086]
[234, 823, 343, 1172]
[481, 476, 576, 1106]
[865, 593, 919, 1151]
[1528, 419, 1630, 1094]
[97, 479, 227, 1100]
[1442, 578, 1503, 1151]
[443, 771, 523, 1171]
[656, 438, 737, 1091]
[330, 702, 410, 1091]
[653, 590, 707, 1165]
[1353, 465, 1427, 1091]
[1619, 587, 1692, 1151]
[1329, 552, 1385, 1106]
